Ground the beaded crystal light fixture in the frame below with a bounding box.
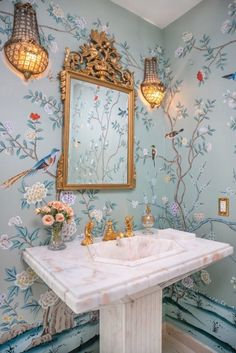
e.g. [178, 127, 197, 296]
[141, 57, 166, 108]
[4, 3, 49, 80]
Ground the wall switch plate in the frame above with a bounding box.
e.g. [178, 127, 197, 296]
[218, 197, 229, 216]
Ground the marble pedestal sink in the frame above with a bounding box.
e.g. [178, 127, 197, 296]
[88, 236, 184, 266]
[23, 229, 233, 353]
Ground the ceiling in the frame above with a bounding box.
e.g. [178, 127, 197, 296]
[110, 0, 202, 29]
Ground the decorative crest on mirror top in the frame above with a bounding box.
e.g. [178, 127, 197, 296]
[60, 29, 134, 102]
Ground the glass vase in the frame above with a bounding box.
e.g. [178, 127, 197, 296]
[48, 224, 66, 251]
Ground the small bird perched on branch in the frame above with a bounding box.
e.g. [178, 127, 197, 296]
[165, 128, 184, 139]
[222, 72, 236, 81]
[1, 148, 60, 189]
[151, 145, 157, 167]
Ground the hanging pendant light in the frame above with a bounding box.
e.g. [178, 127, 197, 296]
[140, 57, 166, 109]
[4, 3, 49, 80]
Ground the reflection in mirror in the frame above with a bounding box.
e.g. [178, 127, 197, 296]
[56, 30, 135, 190]
[68, 79, 129, 184]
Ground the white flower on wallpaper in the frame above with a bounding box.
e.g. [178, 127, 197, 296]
[25, 130, 37, 141]
[143, 148, 148, 156]
[161, 196, 168, 204]
[223, 90, 236, 109]
[181, 276, 194, 288]
[174, 46, 184, 58]
[24, 182, 48, 204]
[198, 125, 208, 134]
[39, 290, 59, 309]
[181, 137, 188, 146]
[194, 213, 205, 222]
[206, 142, 212, 152]
[8, 216, 22, 226]
[50, 2, 64, 20]
[182, 31, 193, 42]
[44, 103, 54, 115]
[221, 19, 232, 34]
[73, 16, 87, 29]
[90, 209, 103, 222]
[0, 234, 13, 250]
[230, 276, 236, 289]
[200, 270, 211, 285]
[131, 200, 139, 208]
[15, 268, 38, 290]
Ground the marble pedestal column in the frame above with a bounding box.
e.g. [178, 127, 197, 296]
[100, 287, 162, 353]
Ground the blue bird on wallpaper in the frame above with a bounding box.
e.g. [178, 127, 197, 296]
[1, 148, 60, 189]
[222, 72, 236, 81]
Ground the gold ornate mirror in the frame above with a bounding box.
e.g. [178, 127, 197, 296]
[57, 30, 135, 190]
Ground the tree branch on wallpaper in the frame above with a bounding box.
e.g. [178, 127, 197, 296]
[0, 115, 60, 214]
[174, 1, 236, 84]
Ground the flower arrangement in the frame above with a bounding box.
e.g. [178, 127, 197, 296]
[35, 200, 74, 226]
[35, 201, 74, 250]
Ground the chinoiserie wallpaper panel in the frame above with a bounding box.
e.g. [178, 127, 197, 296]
[0, 0, 236, 352]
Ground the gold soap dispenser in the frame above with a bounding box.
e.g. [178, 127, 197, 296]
[142, 204, 155, 234]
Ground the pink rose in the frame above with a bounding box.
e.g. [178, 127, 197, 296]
[66, 207, 74, 217]
[42, 215, 54, 226]
[55, 213, 65, 223]
[51, 201, 63, 210]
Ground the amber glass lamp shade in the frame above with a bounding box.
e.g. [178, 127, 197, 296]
[141, 57, 166, 108]
[4, 3, 48, 80]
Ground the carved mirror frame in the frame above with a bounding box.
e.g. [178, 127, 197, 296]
[57, 30, 135, 190]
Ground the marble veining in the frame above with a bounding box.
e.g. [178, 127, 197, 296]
[23, 229, 233, 314]
[88, 236, 185, 266]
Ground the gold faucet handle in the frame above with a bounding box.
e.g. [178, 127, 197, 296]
[124, 216, 134, 237]
[103, 220, 116, 241]
[116, 232, 124, 239]
[81, 220, 94, 246]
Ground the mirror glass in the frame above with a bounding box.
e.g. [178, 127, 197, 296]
[56, 30, 135, 190]
[68, 78, 129, 184]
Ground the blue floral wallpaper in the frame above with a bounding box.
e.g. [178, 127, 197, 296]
[163, 0, 236, 351]
[0, 0, 236, 352]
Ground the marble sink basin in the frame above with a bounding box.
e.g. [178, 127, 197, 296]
[88, 236, 185, 267]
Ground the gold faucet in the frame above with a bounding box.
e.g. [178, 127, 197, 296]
[81, 220, 94, 246]
[102, 220, 124, 242]
[102, 220, 117, 241]
[124, 216, 134, 237]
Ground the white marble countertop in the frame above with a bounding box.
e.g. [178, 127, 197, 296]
[22, 229, 233, 314]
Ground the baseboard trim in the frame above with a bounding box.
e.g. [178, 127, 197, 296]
[163, 322, 216, 353]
